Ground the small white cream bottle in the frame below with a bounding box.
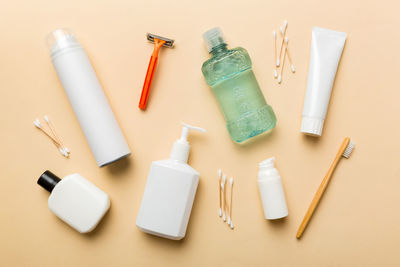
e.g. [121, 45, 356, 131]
[257, 157, 288, 220]
[136, 123, 206, 240]
[38, 170, 110, 233]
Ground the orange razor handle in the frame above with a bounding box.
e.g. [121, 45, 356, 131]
[139, 55, 159, 110]
[139, 39, 165, 110]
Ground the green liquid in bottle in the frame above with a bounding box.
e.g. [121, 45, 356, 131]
[201, 28, 276, 143]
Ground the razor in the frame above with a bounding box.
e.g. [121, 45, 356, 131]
[138, 33, 174, 110]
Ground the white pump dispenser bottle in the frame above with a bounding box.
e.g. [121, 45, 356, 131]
[136, 123, 206, 240]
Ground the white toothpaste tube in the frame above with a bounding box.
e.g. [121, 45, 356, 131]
[301, 27, 347, 136]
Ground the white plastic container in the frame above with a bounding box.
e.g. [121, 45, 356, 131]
[38, 170, 110, 233]
[136, 123, 206, 240]
[47, 28, 131, 167]
[301, 27, 347, 137]
[257, 157, 288, 220]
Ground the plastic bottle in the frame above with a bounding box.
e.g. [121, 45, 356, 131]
[37, 170, 110, 233]
[201, 27, 276, 143]
[136, 123, 205, 240]
[47, 28, 131, 167]
[257, 157, 288, 220]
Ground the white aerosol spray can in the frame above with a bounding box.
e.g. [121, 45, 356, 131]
[47, 28, 131, 167]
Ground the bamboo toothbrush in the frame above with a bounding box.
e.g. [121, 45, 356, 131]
[218, 169, 222, 217]
[296, 137, 355, 239]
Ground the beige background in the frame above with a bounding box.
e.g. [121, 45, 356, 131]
[1, 0, 400, 266]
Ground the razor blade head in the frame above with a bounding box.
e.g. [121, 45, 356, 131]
[147, 33, 174, 47]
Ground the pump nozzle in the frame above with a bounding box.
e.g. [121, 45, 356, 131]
[170, 122, 206, 162]
[179, 123, 206, 143]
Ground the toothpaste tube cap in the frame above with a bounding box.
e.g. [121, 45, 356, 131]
[301, 116, 324, 137]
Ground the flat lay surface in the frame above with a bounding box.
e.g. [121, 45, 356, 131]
[1, 0, 400, 266]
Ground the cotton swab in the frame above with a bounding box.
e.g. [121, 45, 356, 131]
[278, 37, 288, 84]
[273, 31, 278, 78]
[225, 188, 230, 225]
[279, 27, 296, 73]
[44, 115, 70, 154]
[227, 178, 232, 226]
[222, 175, 227, 222]
[34, 118, 69, 158]
[218, 171, 235, 230]
[218, 169, 222, 217]
[34, 119, 62, 147]
[287, 49, 296, 73]
[44, 115, 70, 157]
[276, 20, 288, 67]
[227, 177, 232, 225]
[229, 177, 234, 229]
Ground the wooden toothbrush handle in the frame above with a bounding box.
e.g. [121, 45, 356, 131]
[296, 137, 350, 239]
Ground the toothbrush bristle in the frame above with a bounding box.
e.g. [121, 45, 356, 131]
[44, 115, 49, 122]
[223, 175, 226, 184]
[230, 177, 233, 186]
[272, 31, 276, 38]
[218, 169, 222, 179]
[342, 140, 355, 158]
[274, 69, 278, 78]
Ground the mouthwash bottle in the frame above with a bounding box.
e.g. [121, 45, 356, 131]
[201, 27, 276, 143]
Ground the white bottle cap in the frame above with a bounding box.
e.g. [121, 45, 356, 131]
[46, 28, 80, 56]
[300, 116, 324, 137]
[257, 157, 288, 220]
[170, 123, 206, 163]
[203, 27, 225, 52]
